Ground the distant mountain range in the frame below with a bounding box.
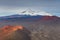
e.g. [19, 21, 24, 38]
[0, 9, 59, 21]
[0, 14, 59, 22]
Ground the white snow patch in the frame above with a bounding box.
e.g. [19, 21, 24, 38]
[17, 9, 53, 16]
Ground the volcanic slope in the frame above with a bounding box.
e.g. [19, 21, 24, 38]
[0, 25, 31, 40]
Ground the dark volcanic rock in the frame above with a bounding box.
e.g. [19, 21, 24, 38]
[4, 30, 31, 40]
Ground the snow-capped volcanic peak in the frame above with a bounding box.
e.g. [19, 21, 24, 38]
[17, 9, 52, 16]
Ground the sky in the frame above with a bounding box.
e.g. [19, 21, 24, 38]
[0, 0, 60, 17]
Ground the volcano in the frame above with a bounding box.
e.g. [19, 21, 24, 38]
[0, 11, 60, 40]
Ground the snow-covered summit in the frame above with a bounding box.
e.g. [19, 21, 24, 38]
[17, 9, 53, 16]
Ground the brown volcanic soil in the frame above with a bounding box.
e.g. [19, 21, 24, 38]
[0, 25, 31, 40]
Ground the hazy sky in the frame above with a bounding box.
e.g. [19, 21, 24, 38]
[0, 0, 60, 16]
